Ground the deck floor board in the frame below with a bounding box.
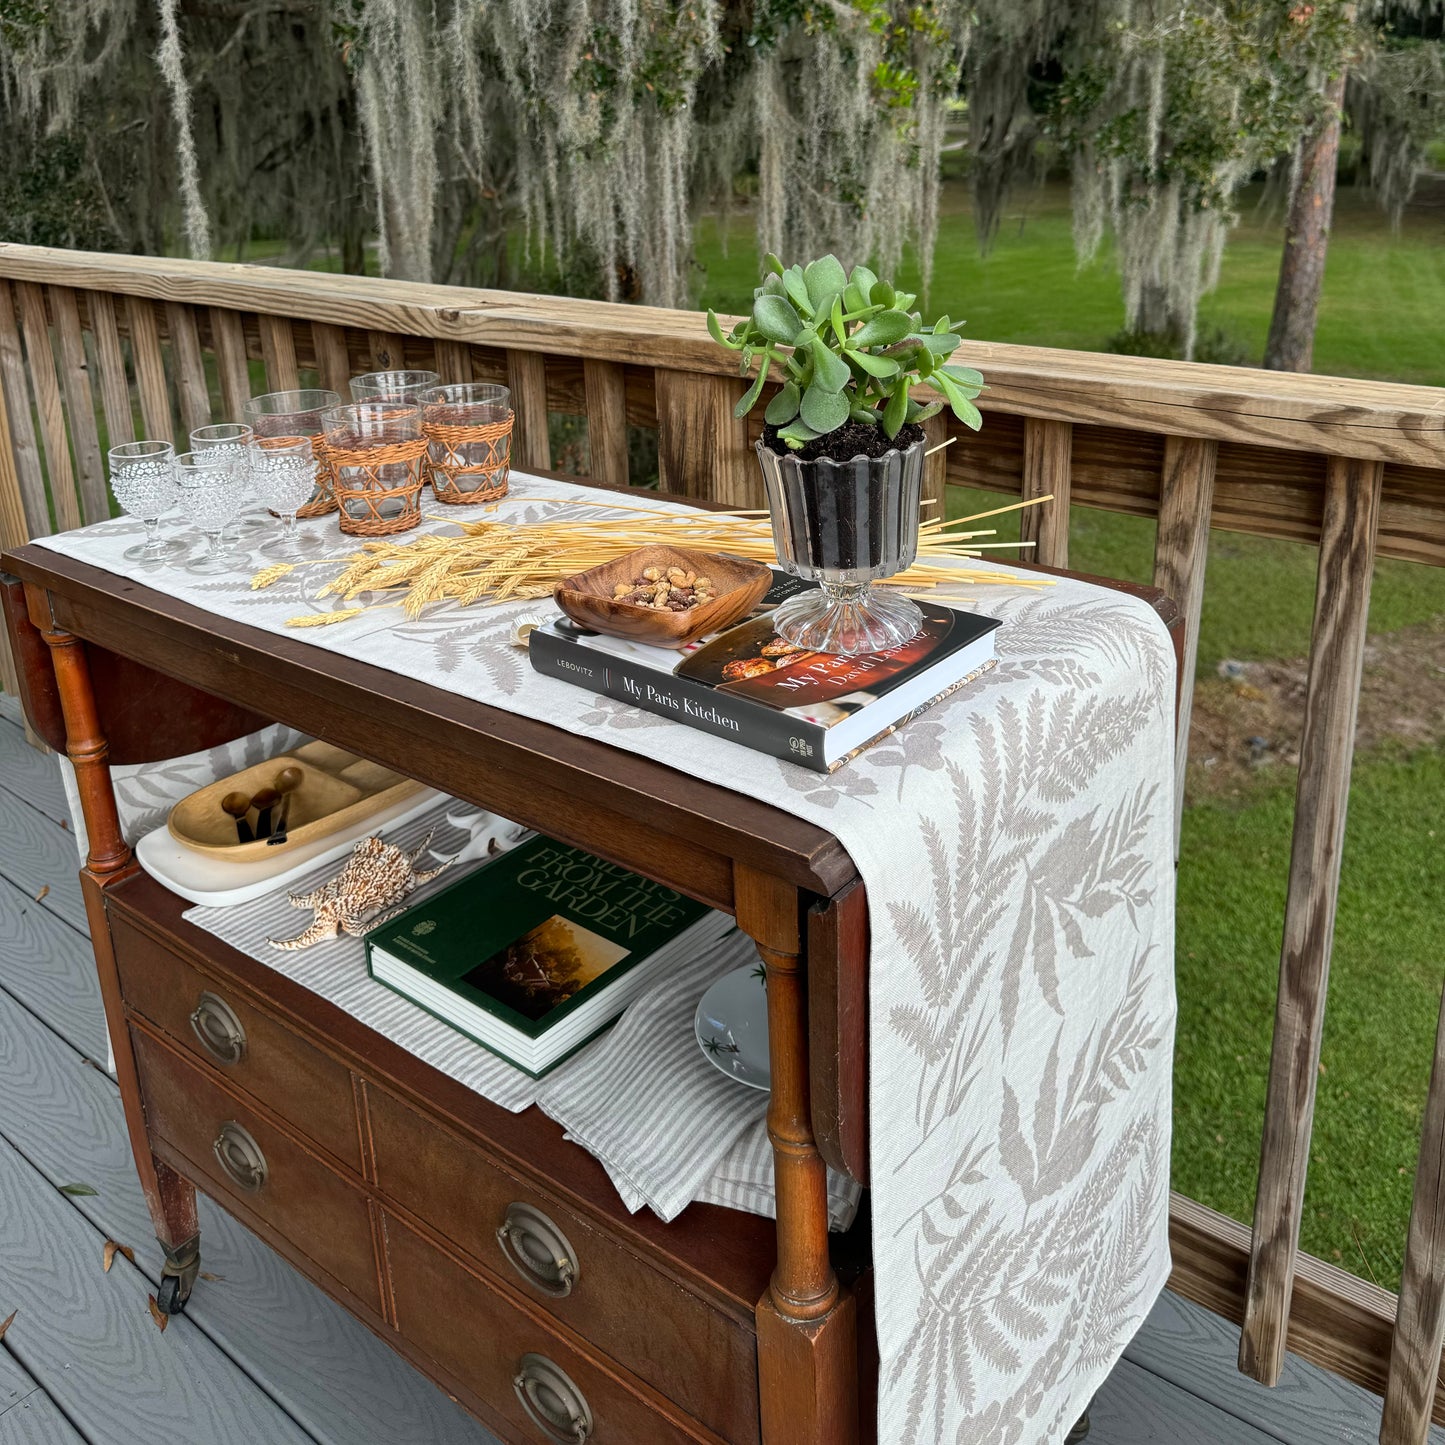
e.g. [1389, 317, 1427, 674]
[0, 706, 1418, 1445]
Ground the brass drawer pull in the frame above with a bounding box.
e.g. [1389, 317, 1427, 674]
[190, 991, 247, 1066]
[497, 1203, 579, 1298]
[213, 1121, 268, 1193]
[512, 1353, 592, 1443]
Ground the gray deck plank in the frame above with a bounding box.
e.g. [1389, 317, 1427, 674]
[0, 1137, 317, 1445]
[0, 873, 107, 1063]
[1125, 1288, 1424, 1444]
[0, 786, 85, 933]
[0, 1395, 85, 1445]
[0, 970, 501, 1445]
[0, 1347, 42, 1415]
[0, 718, 68, 826]
[1090, 1355, 1276, 1443]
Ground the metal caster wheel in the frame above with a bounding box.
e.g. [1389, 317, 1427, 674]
[156, 1271, 189, 1316]
[157, 1234, 201, 1316]
[1064, 1408, 1091, 1443]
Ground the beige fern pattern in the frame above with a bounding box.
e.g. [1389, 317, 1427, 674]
[36, 473, 1176, 1443]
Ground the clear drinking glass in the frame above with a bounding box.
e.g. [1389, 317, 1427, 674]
[108, 440, 186, 564]
[250, 437, 325, 560]
[190, 422, 263, 540]
[348, 370, 439, 404]
[175, 450, 247, 575]
[422, 383, 513, 501]
[321, 402, 424, 527]
[242, 389, 339, 517]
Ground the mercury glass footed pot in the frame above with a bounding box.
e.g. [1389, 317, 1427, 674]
[754, 437, 926, 656]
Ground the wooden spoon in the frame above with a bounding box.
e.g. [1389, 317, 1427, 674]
[251, 786, 281, 840]
[221, 791, 254, 844]
[267, 766, 305, 845]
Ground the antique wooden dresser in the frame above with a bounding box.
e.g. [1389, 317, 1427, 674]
[3, 516, 1178, 1445]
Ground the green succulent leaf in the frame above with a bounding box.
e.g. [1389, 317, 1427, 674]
[763, 252, 784, 276]
[869, 280, 895, 309]
[895, 292, 917, 311]
[800, 384, 850, 434]
[810, 335, 851, 392]
[913, 346, 935, 378]
[752, 294, 803, 345]
[852, 310, 913, 347]
[706, 309, 734, 349]
[782, 266, 813, 315]
[764, 380, 801, 426]
[920, 332, 962, 358]
[882, 378, 910, 438]
[733, 357, 771, 418]
[842, 282, 867, 312]
[848, 350, 900, 379]
[778, 417, 822, 450]
[760, 272, 786, 298]
[933, 371, 983, 430]
[830, 294, 847, 347]
[907, 399, 943, 423]
[850, 264, 878, 296]
[939, 364, 985, 390]
[933, 316, 951, 334]
[803, 255, 848, 307]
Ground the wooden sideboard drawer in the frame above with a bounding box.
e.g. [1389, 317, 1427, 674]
[386, 1215, 723, 1445]
[111, 913, 361, 1170]
[132, 1026, 381, 1313]
[366, 1085, 761, 1443]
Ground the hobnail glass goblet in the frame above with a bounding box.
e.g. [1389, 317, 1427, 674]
[175, 450, 248, 575]
[191, 422, 264, 540]
[108, 440, 186, 564]
[250, 437, 325, 560]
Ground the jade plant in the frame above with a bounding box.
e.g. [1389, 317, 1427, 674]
[708, 253, 984, 451]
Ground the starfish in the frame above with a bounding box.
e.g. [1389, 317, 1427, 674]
[268, 831, 453, 951]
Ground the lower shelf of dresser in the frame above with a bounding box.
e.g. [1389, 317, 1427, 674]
[111, 871, 872, 1445]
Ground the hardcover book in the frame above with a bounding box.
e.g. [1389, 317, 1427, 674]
[365, 835, 733, 1077]
[529, 570, 1001, 772]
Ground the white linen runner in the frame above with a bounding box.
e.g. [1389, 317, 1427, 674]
[35, 471, 1176, 1443]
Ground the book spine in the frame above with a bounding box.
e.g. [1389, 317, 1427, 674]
[529, 628, 831, 772]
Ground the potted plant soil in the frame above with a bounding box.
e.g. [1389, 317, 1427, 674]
[709, 254, 984, 655]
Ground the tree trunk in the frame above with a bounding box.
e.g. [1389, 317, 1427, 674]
[1263, 68, 1348, 372]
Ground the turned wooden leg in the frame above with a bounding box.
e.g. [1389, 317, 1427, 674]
[736, 864, 860, 1445]
[29, 587, 201, 1270]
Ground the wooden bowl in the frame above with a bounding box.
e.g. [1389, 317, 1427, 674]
[554, 546, 772, 650]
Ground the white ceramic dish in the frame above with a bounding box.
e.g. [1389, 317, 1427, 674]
[694, 963, 771, 1091]
[135, 786, 447, 907]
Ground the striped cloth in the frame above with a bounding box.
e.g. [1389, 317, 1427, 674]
[538, 930, 863, 1229]
[179, 795, 862, 1229]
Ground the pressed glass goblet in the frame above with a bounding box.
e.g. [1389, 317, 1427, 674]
[250, 437, 325, 560]
[190, 422, 264, 540]
[242, 389, 340, 517]
[348, 370, 439, 405]
[176, 450, 247, 575]
[108, 440, 186, 564]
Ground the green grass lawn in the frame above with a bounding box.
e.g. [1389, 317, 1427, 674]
[695, 178, 1445, 387]
[1174, 744, 1445, 1289]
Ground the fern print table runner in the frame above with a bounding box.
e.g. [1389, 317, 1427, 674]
[35, 472, 1177, 1444]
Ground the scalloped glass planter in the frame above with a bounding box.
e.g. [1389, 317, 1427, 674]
[754, 438, 926, 656]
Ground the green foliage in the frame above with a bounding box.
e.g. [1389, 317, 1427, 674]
[0, 134, 119, 251]
[1104, 322, 1248, 367]
[708, 253, 984, 449]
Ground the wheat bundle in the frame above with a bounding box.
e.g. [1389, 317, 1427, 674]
[252, 494, 1053, 627]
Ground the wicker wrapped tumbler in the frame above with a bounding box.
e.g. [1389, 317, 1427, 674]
[421, 383, 513, 504]
[321, 402, 427, 536]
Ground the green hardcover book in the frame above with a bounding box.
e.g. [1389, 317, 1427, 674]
[365, 834, 726, 1077]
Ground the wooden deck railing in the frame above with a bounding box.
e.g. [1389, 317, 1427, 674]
[1, 243, 1443, 1438]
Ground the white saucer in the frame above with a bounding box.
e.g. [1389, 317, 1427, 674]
[135, 787, 447, 907]
[694, 963, 771, 1091]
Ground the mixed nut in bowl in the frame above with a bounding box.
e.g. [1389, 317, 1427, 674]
[553, 545, 772, 649]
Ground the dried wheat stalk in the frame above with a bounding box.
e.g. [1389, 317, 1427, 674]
[253, 494, 1054, 627]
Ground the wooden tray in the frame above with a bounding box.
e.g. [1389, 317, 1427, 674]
[167, 741, 426, 862]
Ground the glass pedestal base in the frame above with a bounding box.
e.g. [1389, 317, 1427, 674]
[773, 582, 923, 657]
